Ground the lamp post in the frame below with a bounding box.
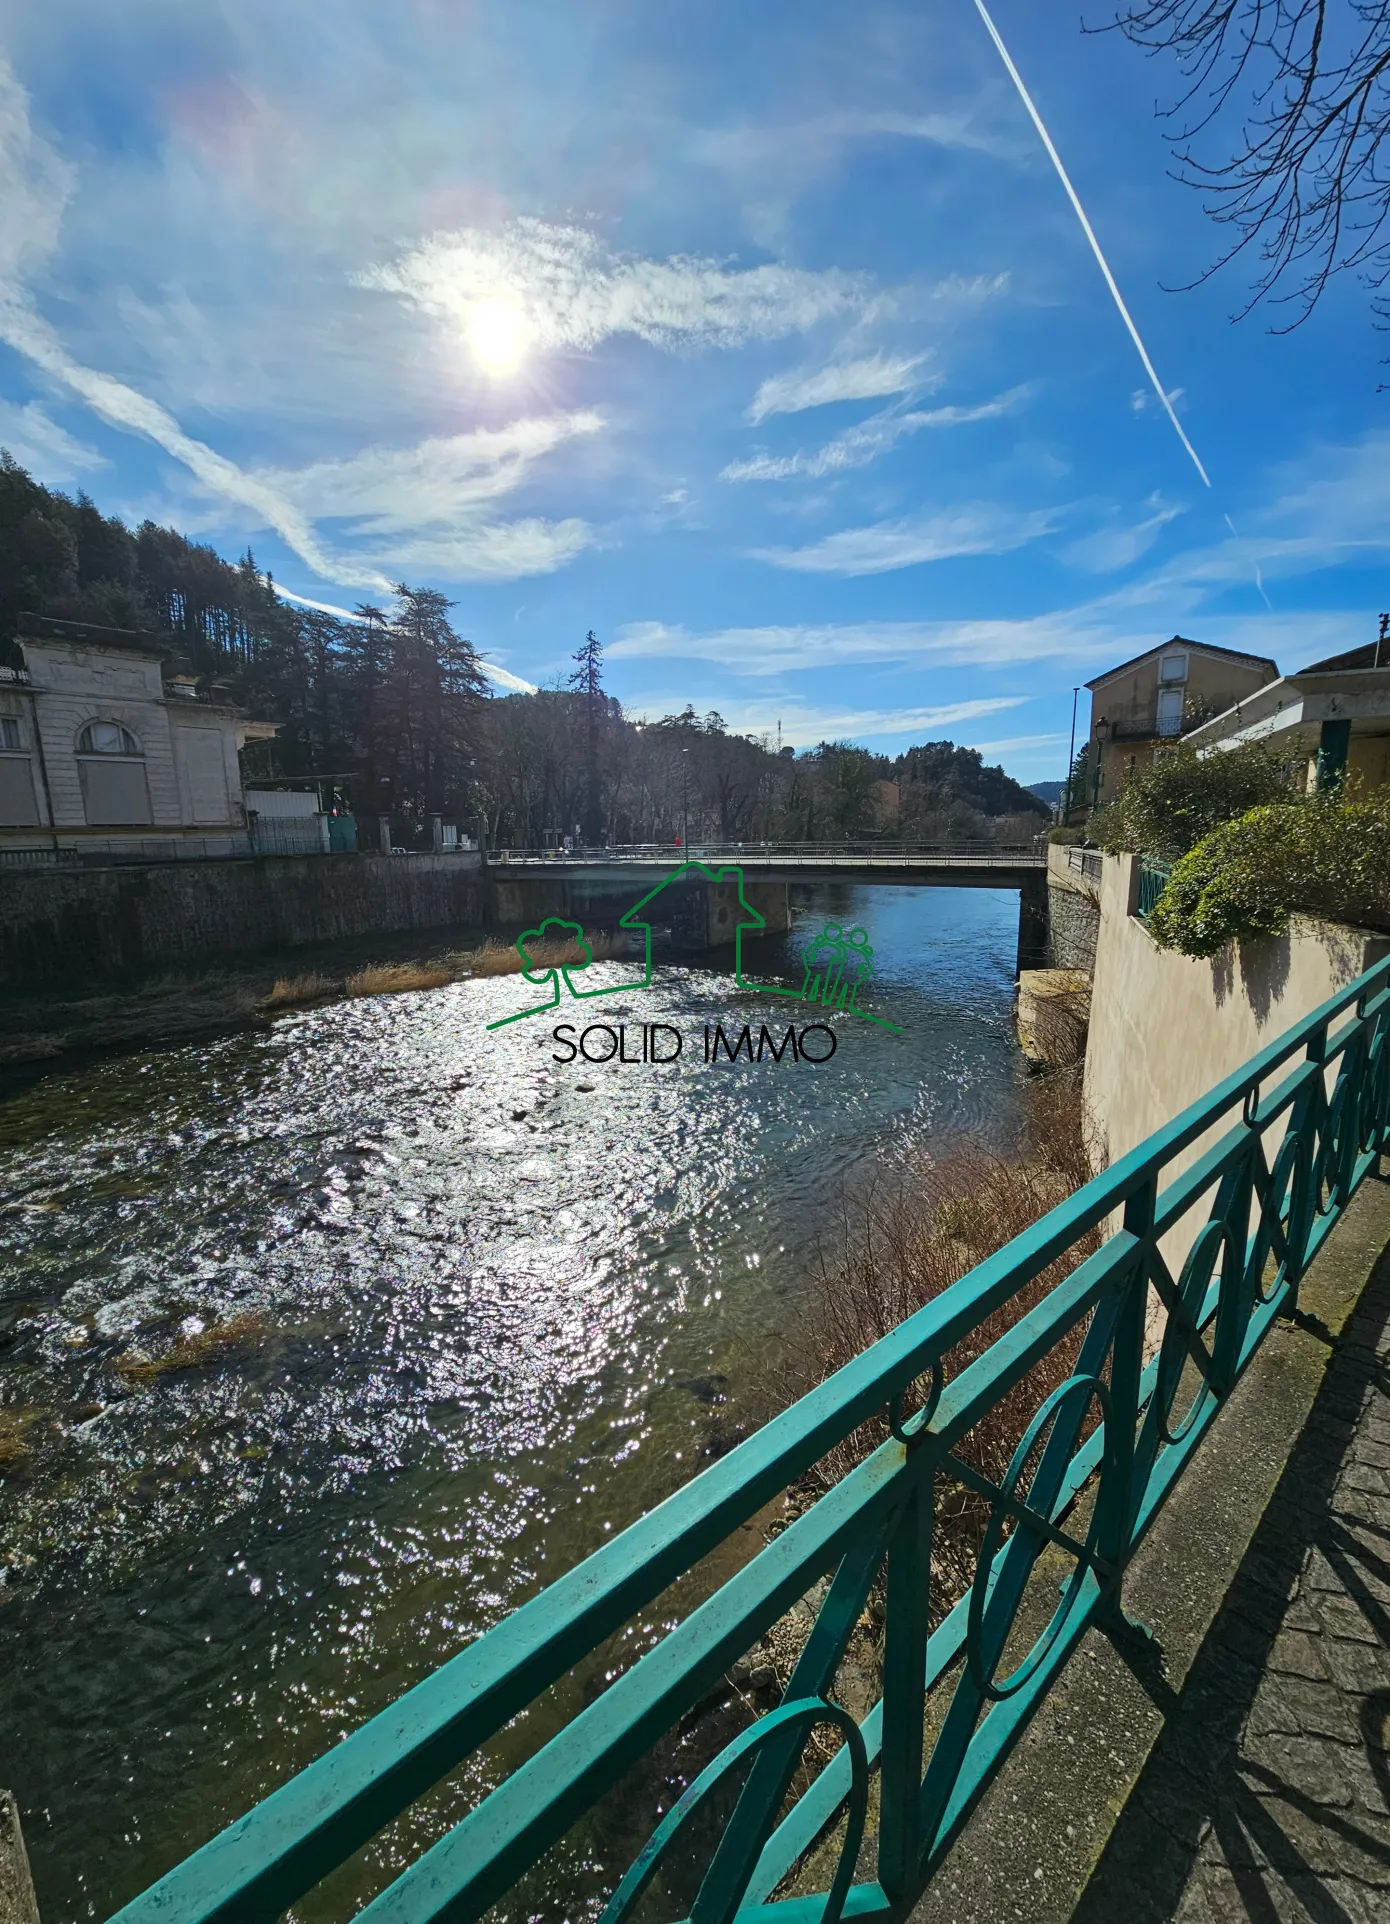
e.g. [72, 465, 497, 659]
[1092, 717, 1110, 812]
[681, 745, 690, 852]
[1064, 685, 1079, 825]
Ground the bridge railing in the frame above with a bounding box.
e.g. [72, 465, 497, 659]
[109, 955, 1390, 1924]
[488, 839, 1047, 865]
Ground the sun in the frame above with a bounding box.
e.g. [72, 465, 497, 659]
[468, 296, 532, 375]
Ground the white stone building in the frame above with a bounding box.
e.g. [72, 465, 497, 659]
[0, 618, 276, 861]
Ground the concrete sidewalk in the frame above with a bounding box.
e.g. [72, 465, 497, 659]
[1073, 1243, 1390, 1921]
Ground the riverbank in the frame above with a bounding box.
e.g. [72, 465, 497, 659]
[0, 925, 627, 1075]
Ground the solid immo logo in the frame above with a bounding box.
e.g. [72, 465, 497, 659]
[486, 859, 902, 1036]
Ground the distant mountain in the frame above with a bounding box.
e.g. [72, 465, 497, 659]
[1028, 781, 1066, 806]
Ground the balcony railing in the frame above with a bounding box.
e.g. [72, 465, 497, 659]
[1137, 856, 1173, 920]
[107, 955, 1390, 1924]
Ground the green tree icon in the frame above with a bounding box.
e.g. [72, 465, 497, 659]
[485, 917, 633, 1031]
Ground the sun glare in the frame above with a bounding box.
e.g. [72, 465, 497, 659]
[468, 297, 531, 375]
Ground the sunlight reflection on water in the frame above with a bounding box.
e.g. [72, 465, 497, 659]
[0, 885, 1024, 1918]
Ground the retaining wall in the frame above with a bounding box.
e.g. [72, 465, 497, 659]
[0, 853, 485, 988]
[1045, 842, 1101, 972]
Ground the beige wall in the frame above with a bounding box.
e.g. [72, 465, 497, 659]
[1085, 852, 1388, 1173]
[1084, 853, 1388, 1299]
[1085, 648, 1277, 808]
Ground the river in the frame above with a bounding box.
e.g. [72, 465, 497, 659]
[0, 883, 1027, 1920]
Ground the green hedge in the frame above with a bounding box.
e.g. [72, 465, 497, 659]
[1096, 742, 1296, 858]
[1149, 793, 1390, 957]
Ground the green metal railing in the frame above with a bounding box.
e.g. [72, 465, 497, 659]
[107, 956, 1390, 1924]
[1136, 856, 1172, 920]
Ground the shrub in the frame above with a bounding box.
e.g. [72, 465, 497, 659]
[1150, 791, 1390, 957]
[1095, 742, 1297, 857]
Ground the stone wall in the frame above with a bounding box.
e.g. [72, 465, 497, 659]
[0, 853, 485, 988]
[1046, 842, 1101, 972]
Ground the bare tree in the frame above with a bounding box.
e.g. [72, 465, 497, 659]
[1105, 0, 1390, 326]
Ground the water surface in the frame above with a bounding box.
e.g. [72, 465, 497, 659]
[0, 885, 1024, 1918]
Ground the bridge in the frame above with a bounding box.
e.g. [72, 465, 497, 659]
[96, 953, 1390, 1924]
[484, 841, 1053, 972]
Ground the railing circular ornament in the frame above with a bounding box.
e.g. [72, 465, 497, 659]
[597, 1696, 869, 1924]
[965, 1373, 1112, 1703]
[1155, 1218, 1232, 1442]
[1250, 1128, 1312, 1303]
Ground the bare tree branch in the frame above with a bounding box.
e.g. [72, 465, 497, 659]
[1099, 0, 1390, 326]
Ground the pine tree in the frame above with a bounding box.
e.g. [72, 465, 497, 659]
[569, 629, 604, 845]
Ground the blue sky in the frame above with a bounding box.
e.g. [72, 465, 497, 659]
[0, 0, 1382, 781]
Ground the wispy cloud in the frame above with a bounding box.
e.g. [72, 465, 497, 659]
[747, 353, 931, 423]
[0, 399, 105, 480]
[361, 217, 877, 360]
[752, 503, 1058, 575]
[724, 386, 1030, 482]
[1062, 502, 1183, 574]
[626, 693, 1029, 747]
[612, 616, 1103, 673]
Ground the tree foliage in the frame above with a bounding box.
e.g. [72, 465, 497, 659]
[1107, 0, 1390, 326]
[0, 449, 1051, 848]
[1094, 741, 1297, 854]
[1149, 789, 1390, 953]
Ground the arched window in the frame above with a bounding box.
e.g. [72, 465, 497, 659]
[77, 720, 151, 826]
[78, 721, 142, 756]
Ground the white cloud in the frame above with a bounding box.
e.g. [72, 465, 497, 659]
[0, 63, 601, 591]
[1131, 385, 1184, 414]
[0, 59, 72, 286]
[1062, 503, 1183, 574]
[626, 694, 1028, 747]
[611, 615, 1109, 674]
[360, 217, 877, 360]
[747, 353, 931, 423]
[724, 386, 1030, 482]
[968, 731, 1071, 755]
[0, 399, 106, 480]
[752, 503, 1058, 576]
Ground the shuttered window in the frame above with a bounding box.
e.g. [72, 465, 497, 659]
[0, 756, 39, 825]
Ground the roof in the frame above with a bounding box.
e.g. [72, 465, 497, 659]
[16, 612, 170, 658]
[1085, 636, 1279, 691]
[1295, 642, 1390, 674]
[620, 860, 764, 925]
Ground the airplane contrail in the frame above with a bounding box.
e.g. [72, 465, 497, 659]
[971, 0, 1212, 491]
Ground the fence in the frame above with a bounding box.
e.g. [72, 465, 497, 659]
[1066, 847, 1103, 885]
[1136, 856, 1172, 920]
[108, 954, 1390, 1924]
[489, 840, 1047, 866]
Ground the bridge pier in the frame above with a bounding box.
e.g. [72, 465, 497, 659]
[1017, 870, 1050, 976]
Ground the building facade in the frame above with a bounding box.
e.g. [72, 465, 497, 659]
[0, 618, 276, 861]
[1182, 641, 1390, 793]
[1079, 636, 1279, 812]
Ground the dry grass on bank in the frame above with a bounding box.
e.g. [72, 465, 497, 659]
[345, 962, 455, 997]
[0, 1408, 35, 1471]
[750, 1067, 1102, 1702]
[112, 1312, 268, 1383]
[257, 930, 629, 1010]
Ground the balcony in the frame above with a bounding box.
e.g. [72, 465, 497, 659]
[0, 665, 32, 687]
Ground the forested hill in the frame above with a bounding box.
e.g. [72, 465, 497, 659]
[0, 451, 1046, 847]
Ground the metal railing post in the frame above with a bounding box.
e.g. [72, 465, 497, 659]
[877, 1461, 934, 1899]
[1094, 1175, 1154, 1621]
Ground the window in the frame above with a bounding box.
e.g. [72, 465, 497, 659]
[77, 719, 151, 825]
[1157, 686, 1184, 737]
[78, 721, 142, 755]
[0, 716, 21, 750]
[1159, 654, 1188, 683]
